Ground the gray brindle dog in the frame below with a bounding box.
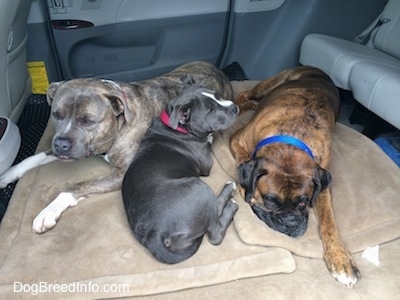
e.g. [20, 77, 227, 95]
[0, 61, 232, 233]
[122, 85, 239, 263]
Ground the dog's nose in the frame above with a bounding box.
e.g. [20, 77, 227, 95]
[232, 105, 239, 115]
[282, 216, 298, 227]
[54, 137, 72, 153]
[276, 214, 306, 237]
[277, 215, 299, 229]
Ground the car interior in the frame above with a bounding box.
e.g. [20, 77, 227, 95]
[0, 0, 399, 298]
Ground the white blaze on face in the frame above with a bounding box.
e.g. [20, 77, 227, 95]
[201, 91, 233, 107]
[65, 119, 73, 132]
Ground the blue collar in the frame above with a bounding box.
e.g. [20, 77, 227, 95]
[252, 135, 315, 160]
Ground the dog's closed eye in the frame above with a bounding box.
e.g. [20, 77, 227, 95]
[262, 194, 279, 209]
[52, 111, 63, 120]
[78, 115, 96, 127]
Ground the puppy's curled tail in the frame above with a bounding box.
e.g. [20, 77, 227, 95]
[147, 234, 203, 264]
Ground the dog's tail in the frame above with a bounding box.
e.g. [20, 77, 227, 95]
[147, 234, 203, 264]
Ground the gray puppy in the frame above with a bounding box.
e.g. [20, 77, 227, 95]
[122, 85, 239, 264]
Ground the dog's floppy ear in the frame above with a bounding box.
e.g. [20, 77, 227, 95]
[238, 158, 268, 203]
[105, 92, 134, 123]
[101, 80, 134, 123]
[310, 165, 332, 206]
[46, 81, 65, 106]
[168, 103, 191, 129]
[181, 74, 196, 86]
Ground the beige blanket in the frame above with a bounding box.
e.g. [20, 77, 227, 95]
[1, 80, 400, 299]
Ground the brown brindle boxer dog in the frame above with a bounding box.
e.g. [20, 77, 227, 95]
[229, 66, 360, 287]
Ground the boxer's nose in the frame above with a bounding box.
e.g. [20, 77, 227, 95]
[54, 137, 72, 153]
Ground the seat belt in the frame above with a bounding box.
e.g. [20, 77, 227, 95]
[353, 4, 391, 47]
[365, 18, 391, 47]
[353, 13, 381, 45]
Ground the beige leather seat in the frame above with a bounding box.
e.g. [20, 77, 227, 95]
[299, 0, 400, 130]
[0, 0, 32, 123]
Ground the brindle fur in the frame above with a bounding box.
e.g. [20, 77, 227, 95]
[229, 66, 360, 287]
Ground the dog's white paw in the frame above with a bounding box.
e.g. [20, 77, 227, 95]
[32, 192, 78, 234]
[0, 176, 10, 189]
[32, 210, 59, 233]
[207, 133, 214, 144]
[225, 180, 237, 190]
[325, 246, 361, 288]
[0, 169, 19, 188]
[331, 270, 359, 288]
[0, 152, 57, 189]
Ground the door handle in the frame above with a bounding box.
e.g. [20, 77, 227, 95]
[51, 20, 94, 30]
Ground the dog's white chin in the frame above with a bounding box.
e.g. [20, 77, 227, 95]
[56, 150, 93, 161]
[57, 155, 75, 162]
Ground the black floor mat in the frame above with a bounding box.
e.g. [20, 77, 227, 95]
[223, 62, 249, 81]
[0, 94, 50, 222]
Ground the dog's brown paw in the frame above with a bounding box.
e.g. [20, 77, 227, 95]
[324, 246, 361, 288]
[238, 101, 258, 113]
[235, 91, 258, 113]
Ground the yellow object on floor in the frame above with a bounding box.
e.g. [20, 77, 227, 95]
[27, 61, 49, 94]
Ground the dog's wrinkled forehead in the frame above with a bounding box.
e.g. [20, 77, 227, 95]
[48, 78, 119, 104]
[172, 85, 230, 105]
[257, 171, 315, 202]
[52, 90, 105, 118]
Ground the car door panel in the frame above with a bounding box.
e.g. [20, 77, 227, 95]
[47, 0, 230, 81]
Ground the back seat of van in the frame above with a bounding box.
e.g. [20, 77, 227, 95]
[299, 0, 400, 130]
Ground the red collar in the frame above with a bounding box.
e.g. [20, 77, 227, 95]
[160, 110, 189, 134]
